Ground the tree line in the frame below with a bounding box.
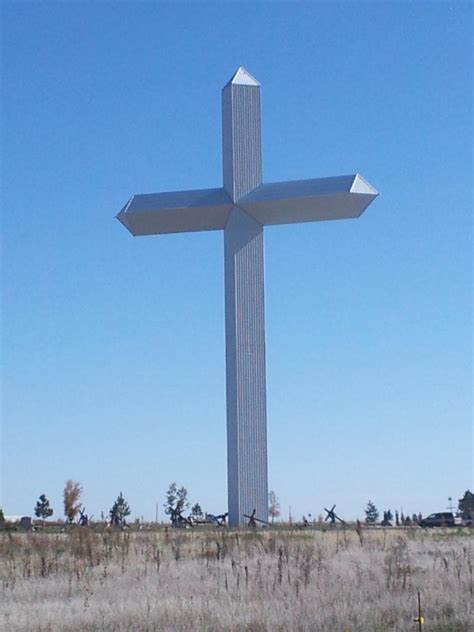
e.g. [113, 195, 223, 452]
[1, 486, 473, 528]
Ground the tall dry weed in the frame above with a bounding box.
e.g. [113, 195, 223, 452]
[0, 527, 472, 631]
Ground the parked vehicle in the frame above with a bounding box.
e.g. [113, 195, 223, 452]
[420, 512, 455, 528]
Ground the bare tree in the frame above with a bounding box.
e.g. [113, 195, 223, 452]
[63, 480, 83, 524]
[268, 490, 281, 523]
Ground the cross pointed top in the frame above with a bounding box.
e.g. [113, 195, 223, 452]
[227, 66, 260, 87]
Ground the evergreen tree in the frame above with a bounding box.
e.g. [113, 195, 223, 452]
[459, 490, 474, 520]
[0, 507, 5, 526]
[365, 500, 379, 524]
[109, 492, 131, 527]
[191, 503, 203, 520]
[34, 494, 53, 525]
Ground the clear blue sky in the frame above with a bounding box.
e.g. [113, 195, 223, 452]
[1, 1, 472, 522]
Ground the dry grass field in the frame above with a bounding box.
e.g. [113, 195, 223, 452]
[1, 526, 472, 631]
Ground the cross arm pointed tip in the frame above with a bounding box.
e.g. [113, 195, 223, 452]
[351, 173, 379, 196]
[116, 198, 136, 235]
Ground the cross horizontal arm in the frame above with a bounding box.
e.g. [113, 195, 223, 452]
[116, 187, 233, 236]
[238, 174, 378, 226]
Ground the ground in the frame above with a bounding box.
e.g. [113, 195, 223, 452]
[1, 526, 472, 631]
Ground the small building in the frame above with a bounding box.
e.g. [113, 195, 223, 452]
[4, 515, 32, 529]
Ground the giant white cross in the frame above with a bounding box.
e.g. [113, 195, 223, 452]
[117, 67, 378, 526]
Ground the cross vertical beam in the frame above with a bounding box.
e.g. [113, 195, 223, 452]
[225, 208, 267, 526]
[223, 68, 268, 525]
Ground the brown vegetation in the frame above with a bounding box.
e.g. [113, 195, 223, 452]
[63, 481, 83, 524]
[1, 526, 472, 631]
